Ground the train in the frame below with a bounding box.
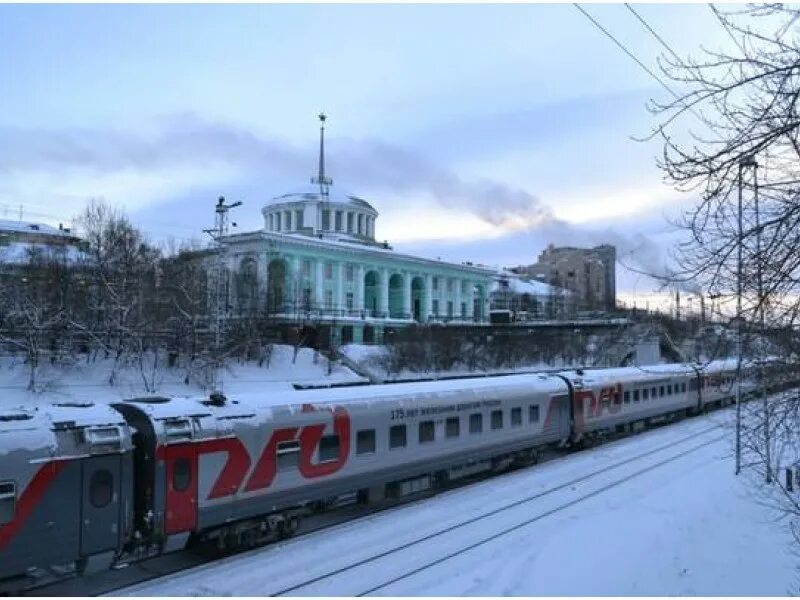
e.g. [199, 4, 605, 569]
[0, 358, 785, 591]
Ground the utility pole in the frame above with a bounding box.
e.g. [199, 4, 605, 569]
[736, 155, 757, 476]
[203, 196, 242, 392]
[752, 159, 771, 484]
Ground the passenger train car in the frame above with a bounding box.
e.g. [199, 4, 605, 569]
[0, 359, 778, 590]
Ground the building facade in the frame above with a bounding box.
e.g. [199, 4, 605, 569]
[219, 116, 494, 344]
[514, 244, 616, 312]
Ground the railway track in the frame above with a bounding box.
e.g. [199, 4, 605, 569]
[115, 419, 725, 597]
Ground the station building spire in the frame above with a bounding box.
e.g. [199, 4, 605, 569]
[311, 112, 333, 196]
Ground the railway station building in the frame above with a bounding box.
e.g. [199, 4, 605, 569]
[219, 117, 494, 344]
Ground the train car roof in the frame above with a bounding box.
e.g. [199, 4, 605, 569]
[121, 372, 570, 419]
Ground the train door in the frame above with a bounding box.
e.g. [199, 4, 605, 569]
[164, 445, 198, 535]
[80, 454, 122, 556]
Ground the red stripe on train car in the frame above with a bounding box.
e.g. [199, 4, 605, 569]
[0, 460, 68, 552]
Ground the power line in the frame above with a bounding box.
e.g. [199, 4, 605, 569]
[624, 3, 683, 63]
[573, 3, 682, 102]
[573, 3, 708, 126]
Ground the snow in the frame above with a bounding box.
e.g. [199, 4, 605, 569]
[119, 408, 798, 596]
[0, 345, 365, 408]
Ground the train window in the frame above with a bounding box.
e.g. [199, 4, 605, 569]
[446, 417, 460, 438]
[659, 386, 665, 397]
[491, 410, 503, 430]
[624, 391, 630, 403]
[667, 385, 673, 395]
[469, 413, 483, 434]
[0, 481, 15, 525]
[90, 469, 114, 509]
[511, 407, 522, 427]
[390, 424, 407, 449]
[173, 458, 192, 492]
[529, 405, 540, 423]
[277, 440, 300, 471]
[651, 387, 658, 398]
[357, 429, 376, 455]
[642, 388, 649, 400]
[319, 435, 340, 462]
[682, 383, 687, 393]
[633, 390, 640, 402]
[419, 421, 435, 444]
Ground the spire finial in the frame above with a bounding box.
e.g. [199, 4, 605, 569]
[311, 112, 333, 194]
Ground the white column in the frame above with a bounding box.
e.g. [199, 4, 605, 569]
[290, 255, 301, 313]
[424, 274, 433, 321]
[336, 261, 345, 312]
[454, 278, 462, 320]
[465, 280, 474, 320]
[314, 259, 324, 311]
[356, 265, 365, 311]
[379, 268, 389, 316]
[403, 273, 412, 319]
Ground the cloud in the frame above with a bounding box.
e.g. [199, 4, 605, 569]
[0, 114, 554, 231]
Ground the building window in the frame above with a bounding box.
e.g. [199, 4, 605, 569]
[275, 213, 282, 232]
[358, 214, 364, 235]
[461, 302, 466, 317]
[491, 409, 503, 430]
[325, 262, 333, 279]
[319, 435, 340, 462]
[419, 421, 435, 443]
[303, 259, 312, 277]
[284, 210, 292, 230]
[268, 213, 274, 230]
[295, 209, 304, 229]
[529, 405, 540, 423]
[357, 429, 376, 455]
[322, 209, 330, 231]
[447, 301, 453, 318]
[445, 417, 460, 438]
[511, 407, 522, 426]
[469, 413, 483, 434]
[446, 279, 453, 292]
[347, 212, 354, 233]
[433, 276, 439, 290]
[335, 211, 343, 231]
[432, 299, 439, 316]
[390, 424, 406, 449]
[346, 292, 354, 310]
[325, 290, 333, 308]
[345, 264, 354, 282]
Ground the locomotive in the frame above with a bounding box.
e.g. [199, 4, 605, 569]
[0, 359, 770, 590]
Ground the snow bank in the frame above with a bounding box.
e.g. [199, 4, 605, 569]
[0, 345, 365, 408]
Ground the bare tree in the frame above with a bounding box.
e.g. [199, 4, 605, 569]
[651, 4, 800, 515]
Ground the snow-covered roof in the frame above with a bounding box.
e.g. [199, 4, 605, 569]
[491, 270, 570, 297]
[268, 184, 377, 212]
[0, 219, 77, 238]
[222, 230, 496, 276]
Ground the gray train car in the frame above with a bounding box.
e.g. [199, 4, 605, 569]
[0, 403, 133, 590]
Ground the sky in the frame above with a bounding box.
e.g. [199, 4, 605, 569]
[0, 3, 742, 307]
